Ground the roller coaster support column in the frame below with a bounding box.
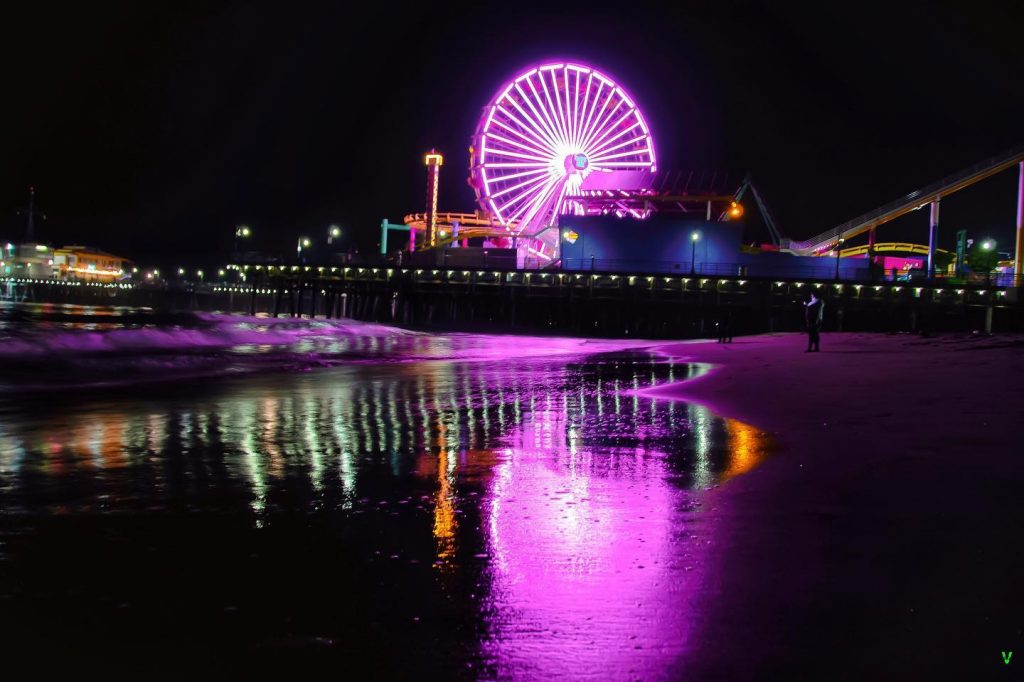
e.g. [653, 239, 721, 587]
[1015, 161, 1024, 282]
[927, 199, 940, 277]
[867, 227, 878, 280]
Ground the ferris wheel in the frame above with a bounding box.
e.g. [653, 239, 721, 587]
[469, 62, 657, 257]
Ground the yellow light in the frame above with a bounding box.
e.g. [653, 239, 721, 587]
[728, 201, 744, 219]
[425, 152, 444, 166]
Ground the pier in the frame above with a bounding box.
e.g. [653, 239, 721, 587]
[5, 266, 1021, 337]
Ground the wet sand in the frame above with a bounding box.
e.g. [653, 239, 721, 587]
[646, 332, 1024, 680]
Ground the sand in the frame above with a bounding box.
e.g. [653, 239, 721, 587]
[644, 332, 1024, 680]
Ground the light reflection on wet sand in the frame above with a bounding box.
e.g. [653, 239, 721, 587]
[0, 348, 769, 678]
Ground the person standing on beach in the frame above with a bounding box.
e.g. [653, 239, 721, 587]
[804, 292, 824, 352]
[717, 302, 733, 343]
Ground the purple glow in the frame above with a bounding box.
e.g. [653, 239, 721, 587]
[471, 62, 657, 256]
[479, 394, 768, 678]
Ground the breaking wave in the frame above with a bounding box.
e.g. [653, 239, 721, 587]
[0, 304, 647, 390]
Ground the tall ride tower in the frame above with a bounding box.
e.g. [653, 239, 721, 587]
[425, 150, 443, 247]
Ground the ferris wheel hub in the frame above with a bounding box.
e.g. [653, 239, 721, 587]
[565, 153, 589, 173]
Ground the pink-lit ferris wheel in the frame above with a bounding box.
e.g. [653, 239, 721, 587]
[469, 62, 657, 259]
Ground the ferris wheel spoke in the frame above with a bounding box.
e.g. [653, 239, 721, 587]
[561, 67, 574, 148]
[539, 68, 570, 148]
[583, 107, 634, 155]
[580, 97, 625, 152]
[521, 178, 569, 230]
[561, 67, 577, 147]
[483, 162, 549, 168]
[493, 106, 549, 151]
[482, 166, 548, 184]
[507, 175, 560, 223]
[588, 132, 647, 161]
[589, 160, 654, 168]
[575, 72, 594, 151]
[484, 131, 551, 160]
[588, 147, 651, 164]
[490, 117, 555, 156]
[572, 69, 584, 147]
[502, 93, 561, 151]
[490, 171, 554, 200]
[515, 82, 562, 150]
[577, 80, 605, 152]
[496, 172, 558, 217]
[578, 86, 614, 149]
[486, 149, 553, 165]
[546, 68, 570, 149]
[495, 106, 556, 152]
[587, 123, 644, 158]
[565, 67, 578, 148]
[580, 96, 623, 152]
[524, 76, 565, 150]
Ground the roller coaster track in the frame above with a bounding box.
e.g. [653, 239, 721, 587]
[838, 242, 950, 258]
[785, 145, 1024, 256]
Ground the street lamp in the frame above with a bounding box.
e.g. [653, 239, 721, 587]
[979, 239, 997, 286]
[690, 230, 701, 274]
[234, 225, 251, 254]
[328, 225, 341, 246]
[297, 237, 311, 262]
[196, 269, 204, 281]
[834, 237, 845, 280]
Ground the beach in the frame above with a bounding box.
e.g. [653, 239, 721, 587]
[646, 332, 1024, 680]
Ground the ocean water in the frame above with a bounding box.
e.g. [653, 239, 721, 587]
[0, 304, 769, 679]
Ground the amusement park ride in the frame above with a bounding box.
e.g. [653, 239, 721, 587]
[392, 59, 1024, 277]
[398, 61, 741, 267]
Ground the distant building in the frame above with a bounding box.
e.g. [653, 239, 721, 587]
[2, 242, 57, 278]
[52, 246, 132, 282]
[1, 243, 131, 282]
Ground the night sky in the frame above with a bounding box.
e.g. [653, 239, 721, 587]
[2, 1, 1022, 267]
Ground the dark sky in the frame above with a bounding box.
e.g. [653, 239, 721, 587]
[2, 1, 1022, 266]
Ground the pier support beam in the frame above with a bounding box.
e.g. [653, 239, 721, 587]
[1015, 161, 1024, 283]
[927, 199, 941, 277]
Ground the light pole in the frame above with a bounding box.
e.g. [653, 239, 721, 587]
[328, 225, 341, 246]
[834, 237, 845, 280]
[234, 225, 251, 254]
[982, 239, 996, 286]
[297, 237, 311, 263]
[690, 231, 700, 274]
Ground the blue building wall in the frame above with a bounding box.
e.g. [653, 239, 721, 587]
[557, 215, 874, 279]
[559, 215, 743, 274]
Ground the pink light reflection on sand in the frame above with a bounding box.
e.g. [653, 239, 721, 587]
[480, 398, 704, 679]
